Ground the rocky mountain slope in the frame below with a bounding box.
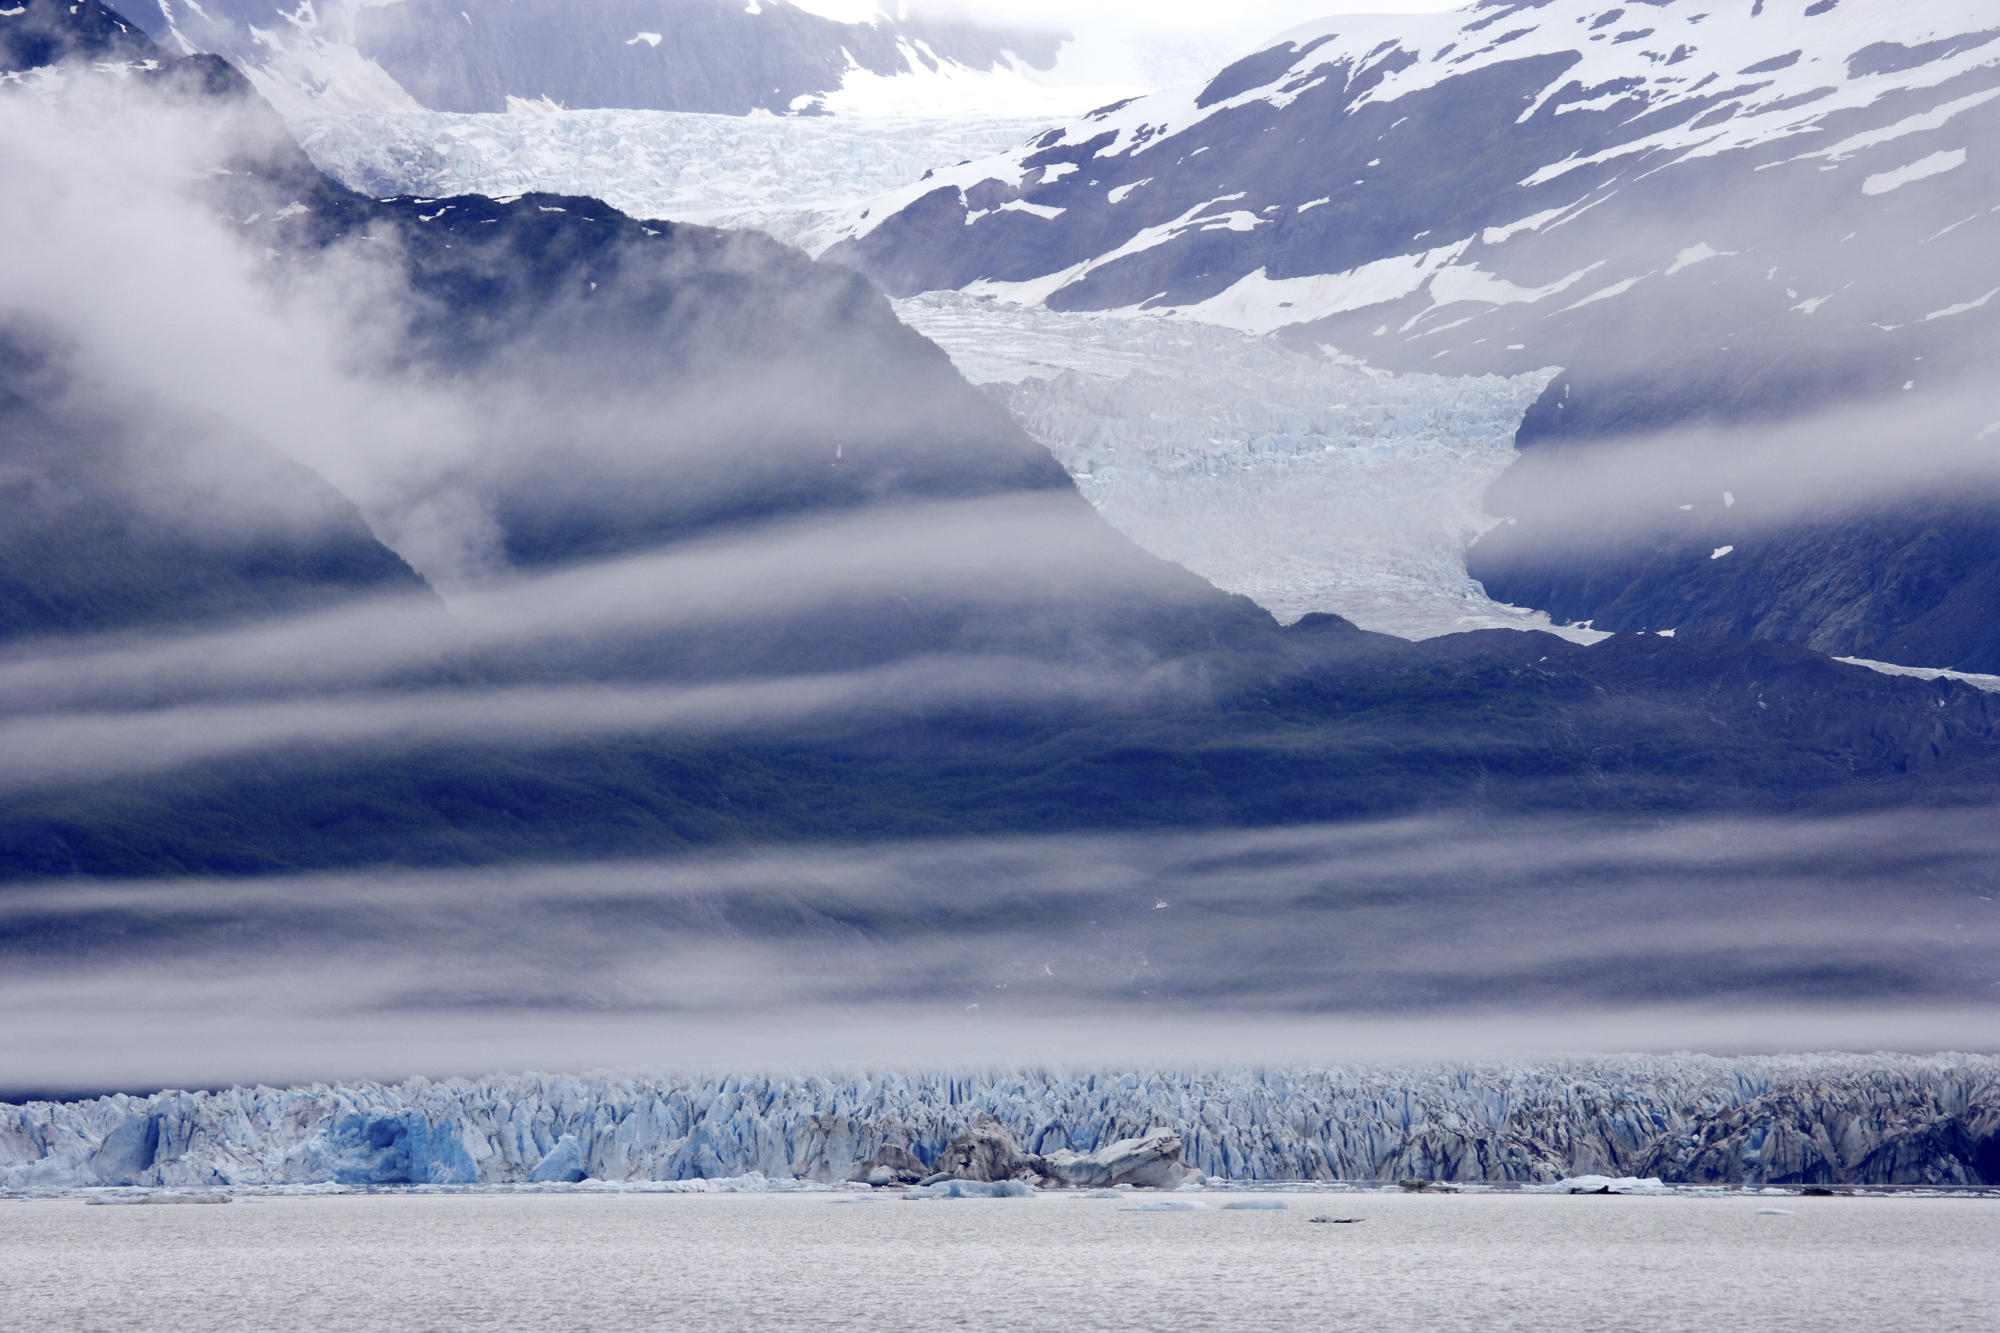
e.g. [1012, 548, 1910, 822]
[0, 334, 431, 642]
[829, 0, 2000, 671]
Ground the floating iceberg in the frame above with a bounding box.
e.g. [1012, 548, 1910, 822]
[907, 1179, 1036, 1199]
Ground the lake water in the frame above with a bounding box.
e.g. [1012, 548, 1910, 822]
[2, 1190, 1996, 1330]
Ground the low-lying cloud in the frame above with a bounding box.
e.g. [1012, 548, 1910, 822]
[1485, 376, 2000, 558]
[2, 810, 1994, 1092]
[0, 651, 1192, 792]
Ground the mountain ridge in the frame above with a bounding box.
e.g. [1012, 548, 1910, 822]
[7, 0, 2000, 886]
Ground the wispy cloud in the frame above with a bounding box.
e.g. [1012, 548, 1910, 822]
[3, 811, 1993, 1091]
[1486, 375, 2000, 557]
[0, 490, 1219, 715]
[0, 651, 1191, 791]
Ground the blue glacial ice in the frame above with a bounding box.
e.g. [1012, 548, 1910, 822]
[3, 1054, 1996, 1193]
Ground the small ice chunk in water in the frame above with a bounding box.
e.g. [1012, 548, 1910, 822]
[1755, 1208, 1795, 1216]
[1121, 1199, 1207, 1211]
[1221, 1199, 1288, 1210]
[908, 1179, 1035, 1199]
[1085, 1189, 1123, 1199]
[1529, 1175, 1668, 1194]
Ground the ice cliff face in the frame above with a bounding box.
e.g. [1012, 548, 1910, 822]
[5, 1056, 1996, 1191]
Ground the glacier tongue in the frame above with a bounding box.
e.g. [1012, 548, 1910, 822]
[5, 1056, 1996, 1192]
[895, 293, 1580, 639]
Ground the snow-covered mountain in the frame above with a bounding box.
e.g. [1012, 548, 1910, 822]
[831, 0, 1999, 356]
[6, 1055, 1997, 1189]
[828, 0, 2000, 671]
[121, 0, 1110, 121]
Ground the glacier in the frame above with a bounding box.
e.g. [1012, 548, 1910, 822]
[265, 17, 2000, 654]
[292, 108, 1580, 637]
[895, 291, 1577, 638]
[5, 1055, 1996, 1193]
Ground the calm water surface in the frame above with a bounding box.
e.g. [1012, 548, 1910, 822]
[2, 1191, 1995, 1330]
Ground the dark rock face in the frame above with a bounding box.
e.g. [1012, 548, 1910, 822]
[2, 1, 1250, 673]
[1472, 434, 2000, 670]
[832, 0, 2000, 671]
[849, 1142, 928, 1187]
[119, 0, 1062, 115]
[370, 194, 1081, 572]
[1, 4, 431, 642]
[358, 0, 1060, 114]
